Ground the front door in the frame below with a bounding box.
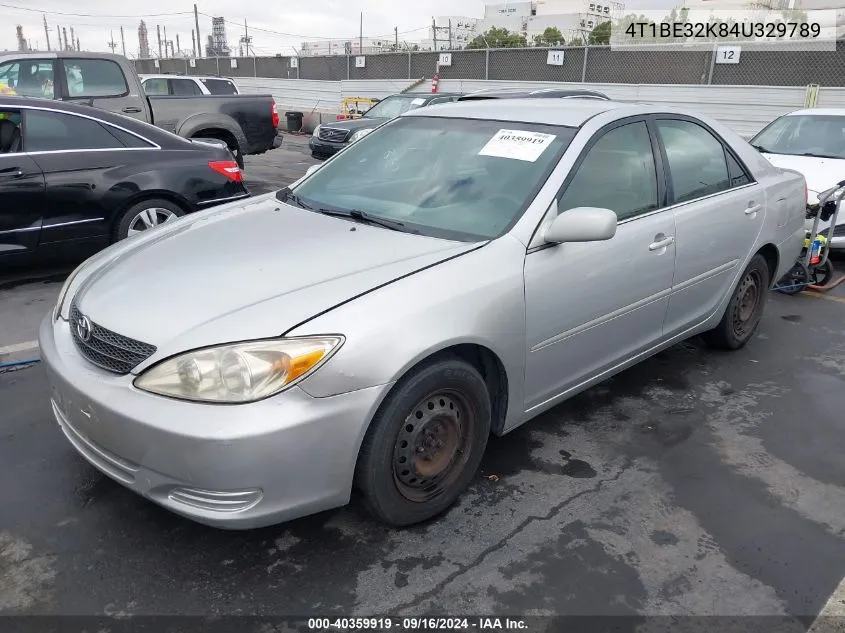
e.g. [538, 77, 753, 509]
[58, 57, 147, 121]
[653, 117, 766, 336]
[0, 108, 45, 257]
[523, 119, 676, 412]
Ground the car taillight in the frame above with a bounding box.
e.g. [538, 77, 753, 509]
[208, 160, 243, 182]
[271, 101, 280, 129]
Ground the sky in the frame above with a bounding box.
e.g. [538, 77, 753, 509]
[0, 0, 668, 56]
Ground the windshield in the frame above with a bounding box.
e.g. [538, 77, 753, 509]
[364, 96, 425, 119]
[290, 116, 576, 241]
[751, 114, 845, 159]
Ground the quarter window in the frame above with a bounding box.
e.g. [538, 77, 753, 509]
[726, 151, 751, 187]
[558, 121, 659, 221]
[657, 119, 731, 203]
[170, 79, 202, 96]
[200, 78, 238, 95]
[0, 59, 55, 99]
[62, 59, 128, 98]
[142, 78, 169, 95]
[24, 110, 136, 152]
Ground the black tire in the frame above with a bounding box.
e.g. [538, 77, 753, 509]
[114, 198, 186, 242]
[775, 260, 810, 295]
[231, 145, 245, 171]
[810, 260, 835, 287]
[354, 356, 492, 526]
[702, 253, 771, 350]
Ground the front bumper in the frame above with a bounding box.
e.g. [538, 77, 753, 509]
[38, 314, 390, 529]
[309, 137, 346, 157]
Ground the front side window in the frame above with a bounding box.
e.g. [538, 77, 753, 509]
[291, 116, 577, 241]
[171, 79, 202, 96]
[558, 121, 658, 221]
[24, 110, 134, 152]
[0, 59, 55, 98]
[62, 59, 128, 98]
[751, 114, 845, 159]
[142, 78, 169, 95]
[657, 119, 730, 204]
[363, 96, 424, 120]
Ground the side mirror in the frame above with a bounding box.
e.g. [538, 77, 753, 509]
[543, 207, 617, 244]
[305, 164, 321, 177]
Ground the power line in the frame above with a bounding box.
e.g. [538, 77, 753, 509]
[0, 3, 192, 18]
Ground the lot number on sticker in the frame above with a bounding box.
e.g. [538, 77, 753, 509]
[715, 46, 741, 64]
[547, 50, 564, 66]
[479, 129, 557, 162]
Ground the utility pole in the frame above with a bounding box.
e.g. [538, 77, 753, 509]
[433, 18, 437, 51]
[244, 19, 249, 56]
[176, 34, 181, 57]
[394, 26, 398, 50]
[62, 27, 69, 51]
[107, 31, 117, 53]
[359, 12, 363, 55]
[448, 19, 453, 49]
[70, 27, 76, 50]
[157, 24, 162, 58]
[163, 26, 168, 56]
[191, 29, 196, 57]
[120, 26, 126, 57]
[43, 14, 51, 51]
[194, 4, 201, 58]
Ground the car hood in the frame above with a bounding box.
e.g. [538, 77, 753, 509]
[322, 117, 387, 132]
[760, 152, 845, 200]
[73, 194, 479, 364]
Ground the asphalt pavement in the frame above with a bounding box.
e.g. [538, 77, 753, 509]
[2, 137, 845, 626]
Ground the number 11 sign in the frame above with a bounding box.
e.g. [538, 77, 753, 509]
[547, 50, 564, 66]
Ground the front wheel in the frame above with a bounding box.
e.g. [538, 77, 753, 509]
[355, 357, 492, 526]
[702, 254, 770, 350]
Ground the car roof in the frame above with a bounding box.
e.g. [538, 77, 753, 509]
[459, 89, 609, 101]
[0, 51, 128, 63]
[401, 98, 638, 127]
[786, 108, 845, 117]
[139, 74, 234, 81]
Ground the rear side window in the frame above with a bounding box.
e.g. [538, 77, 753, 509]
[62, 59, 128, 98]
[0, 59, 55, 99]
[201, 78, 238, 95]
[142, 78, 169, 95]
[24, 110, 139, 151]
[656, 119, 731, 203]
[170, 79, 202, 96]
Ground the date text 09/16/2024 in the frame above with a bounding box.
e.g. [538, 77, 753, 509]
[307, 617, 529, 631]
[624, 21, 822, 39]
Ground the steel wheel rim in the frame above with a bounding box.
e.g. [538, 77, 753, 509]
[127, 207, 178, 236]
[392, 390, 476, 503]
[732, 269, 763, 339]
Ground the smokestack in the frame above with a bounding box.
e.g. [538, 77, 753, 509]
[62, 27, 69, 51]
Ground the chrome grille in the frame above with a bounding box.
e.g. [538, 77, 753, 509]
[69, 302, 156, 374]
[318, 127, 349, 143]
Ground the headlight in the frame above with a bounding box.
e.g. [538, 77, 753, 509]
[312, 124, 322, 138]
[53, 261, 87, 321]
[133, 336, 344, 403]
[349, 128, 373, 143]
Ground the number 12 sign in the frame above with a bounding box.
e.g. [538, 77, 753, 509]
[547, 50, 564, 66]
[715, 46, 741, 64]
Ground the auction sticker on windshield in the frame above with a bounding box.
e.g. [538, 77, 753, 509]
[478, 129, 557, 162]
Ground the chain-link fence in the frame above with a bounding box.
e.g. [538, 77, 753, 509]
[134, 40, 845, 86]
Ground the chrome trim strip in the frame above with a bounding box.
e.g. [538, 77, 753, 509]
[0, 226, 40, 235]
[671, 259, 739, 294]
[3, 103, 160, 149]
[195, 192, 251, 207]
[530, 288, 672, 353]
[41, 218, 104, 229]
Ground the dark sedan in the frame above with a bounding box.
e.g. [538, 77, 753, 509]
[0, 97, 248, 265]
[309, 93, 462, 159]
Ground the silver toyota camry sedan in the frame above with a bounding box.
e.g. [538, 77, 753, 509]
[40, 99, 806, 529]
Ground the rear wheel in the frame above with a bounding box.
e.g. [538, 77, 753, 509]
[114, 198, 185, 242]
[355, 357, 491, 526]
[703, 254, 770, 350]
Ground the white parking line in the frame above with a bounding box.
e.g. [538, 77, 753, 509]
[0, 341, 39, 356]
[808, 575, 845, 632]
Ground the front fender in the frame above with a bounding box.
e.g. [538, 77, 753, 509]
[177, 112, 247, 150]
[286, 235, 529, 429]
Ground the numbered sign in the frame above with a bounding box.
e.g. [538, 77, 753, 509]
[230, 58, 238, 69]
[715, 45, 741, 64]
[189, 58, 197, 68]
[355, 56, 366, 68]
[290, 56, 298, 68]
[438, 53, 452, 67]
[547, 50, 564, 66]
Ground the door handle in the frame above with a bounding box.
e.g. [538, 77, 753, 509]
[0, 168, 23, 179]
[649, 235, 675, 251]
[122, 106, 143, 113]
[745, 204, 762, 215]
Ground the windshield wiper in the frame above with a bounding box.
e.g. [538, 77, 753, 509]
[799, 152, 843, 159]
[316, 208, 418, 233]
[276, 187, 312, 210]
[751, 144, 773, 154]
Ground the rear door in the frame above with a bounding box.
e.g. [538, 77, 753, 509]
[0, 108, 45, 257]
[169, 78, 203, 96]
[58, 57, 146, 120]
[654, 116, 765, 336]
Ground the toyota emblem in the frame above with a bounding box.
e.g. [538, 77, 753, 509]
[75, 315, 92, 342]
